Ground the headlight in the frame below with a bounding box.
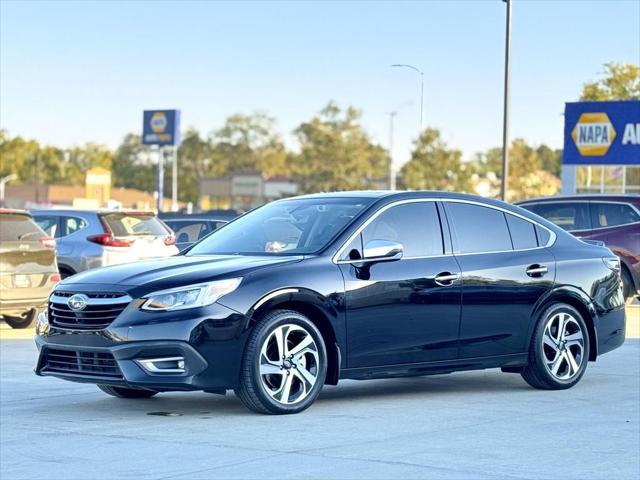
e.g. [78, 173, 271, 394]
[140, 278, 242, 311]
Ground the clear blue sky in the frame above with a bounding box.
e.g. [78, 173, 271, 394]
[1, 0, 639, 168]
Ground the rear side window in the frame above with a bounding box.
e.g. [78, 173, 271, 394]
[505, 214, 538, 250]
[524, 203, 590, 231]
[361, 202, 443, 257]
[590, 202, 640, 228]
[168, 220, 209, 243]
[62, 216, 88, 236]
[0, 214, 45, 242]
[102, 213, 169, 236]
[446, 202, 512, 254]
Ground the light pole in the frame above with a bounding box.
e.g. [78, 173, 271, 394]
[500, 0, 513, 201]
[392, 64, 424, 131]
[0, 174, 18, 207]
[387, 102, 413, 191]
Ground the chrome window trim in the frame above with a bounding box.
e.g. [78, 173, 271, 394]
[332, 197, 557, 264]
[443, 199, 556, 256]
[519, 199, 640, 232]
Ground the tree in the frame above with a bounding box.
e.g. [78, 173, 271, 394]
[580, 62, 640, 101]
[178, 128, 213, 204]
[112, 134, 155, 193]
[210, 113, 287, 177]
[65, 143, 113, 185]
[400, 128, 472, 192]
[0, 131, 64, 185]
[290, 102, 389, 193]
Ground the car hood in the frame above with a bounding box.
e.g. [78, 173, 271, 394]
[59, 254, 303, 294]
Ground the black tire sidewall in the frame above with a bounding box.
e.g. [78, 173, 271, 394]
[531, 304, 590, 389]
[248, 311, 327, 414]
[4, 308, 37, 329]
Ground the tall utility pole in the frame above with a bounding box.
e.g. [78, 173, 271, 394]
[391, 64, 424, 131]
[171, 146, 178, 211]
[500, 0, 513, 201]
[157, 146, 164, 213]
[388, 111, 397, 190]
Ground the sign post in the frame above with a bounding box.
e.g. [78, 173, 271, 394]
[142, 110, 181, 212]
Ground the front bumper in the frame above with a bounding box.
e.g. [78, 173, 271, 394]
[34, 299, 250, 392]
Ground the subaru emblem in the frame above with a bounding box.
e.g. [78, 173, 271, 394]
[67, 294, 88, 311]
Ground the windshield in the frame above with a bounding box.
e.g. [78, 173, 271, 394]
[187, 197, 372, 256]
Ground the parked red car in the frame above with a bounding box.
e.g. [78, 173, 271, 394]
[517, 195, 640, 299]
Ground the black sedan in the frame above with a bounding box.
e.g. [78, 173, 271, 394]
[35, 191, 626, 414]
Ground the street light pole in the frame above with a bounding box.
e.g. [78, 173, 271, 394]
[0, 174, 18, 207]
[391, 64, 424, 131]
[500, 0, 513, 201]
[388, 111, 397, 190]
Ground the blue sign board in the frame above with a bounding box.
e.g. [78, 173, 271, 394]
[142, 110, 181, 146]
[563, 101, 639, 165]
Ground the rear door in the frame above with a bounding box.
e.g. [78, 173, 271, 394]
[443, 201, 556, 358]
[0, 213, 57, 303]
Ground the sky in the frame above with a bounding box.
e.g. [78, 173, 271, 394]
[1, 0, 639, 170]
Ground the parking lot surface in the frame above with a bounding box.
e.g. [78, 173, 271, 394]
[1, 328, 639, 479]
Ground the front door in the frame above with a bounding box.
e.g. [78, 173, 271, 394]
[340, 201, 462, 368]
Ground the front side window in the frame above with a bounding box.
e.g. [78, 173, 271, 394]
[361, 202, 443, 258]
[447, 202, 512, 254]
[590, 202, 640, 228]
[525, 203, 590, 231]
[33, 215, 59, 238]
[188, 198, 373, 256]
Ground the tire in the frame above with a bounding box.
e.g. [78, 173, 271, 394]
[235, 309, 327, 414]
[3, 308, 37, 329]
[521, 303, 590, 390]
[97, 385, 158, 399]
[621, 267, 634, 300]
[59, 268, 75, 280]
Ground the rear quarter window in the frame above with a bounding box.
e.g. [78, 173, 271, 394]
[505, 214, 538, 250]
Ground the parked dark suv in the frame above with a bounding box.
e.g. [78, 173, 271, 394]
[517, 195, 640, 299]
[35, 192, 625, 414]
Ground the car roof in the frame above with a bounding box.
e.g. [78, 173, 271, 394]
[30, 209, 156, 215]
[0, 208, 31, 217]
[517, 194, 640, 204]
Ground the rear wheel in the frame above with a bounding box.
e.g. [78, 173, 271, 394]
[3, 308, 37, 329]
[235, 309, 327, 414]
[521, 303, 589, 390]
[97, 385, 158, 399]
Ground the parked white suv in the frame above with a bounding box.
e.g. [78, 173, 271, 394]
[31, 210, 179, 278]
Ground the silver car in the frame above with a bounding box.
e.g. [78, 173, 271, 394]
[30, 210, 179, 279]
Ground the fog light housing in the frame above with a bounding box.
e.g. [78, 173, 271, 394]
[135, 356, 186, 374]
[36, 311, 49, 336]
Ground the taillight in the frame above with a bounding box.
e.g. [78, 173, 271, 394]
[87, 233, 135, 247]
[40, 237, 56, 249]
[50, 273, 61, 283]
[164, 235, 176, 246]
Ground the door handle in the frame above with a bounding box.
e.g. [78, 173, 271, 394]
[526, 264, 548, 277]
[434, 272, 460, 286]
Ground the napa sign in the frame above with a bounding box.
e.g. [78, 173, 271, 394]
[564, 101, 639, 165]
[142, 110, 181, 146]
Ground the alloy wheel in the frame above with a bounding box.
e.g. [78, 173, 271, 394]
[541, 312, 585, 381]
[259, 323, 320, 405]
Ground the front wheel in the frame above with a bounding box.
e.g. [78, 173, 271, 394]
[521, 303, 590, 390]
[97, 385, 158, 399]
[235, 309, 327, 414]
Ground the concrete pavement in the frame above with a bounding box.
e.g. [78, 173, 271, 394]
[1, 337, 638, 479]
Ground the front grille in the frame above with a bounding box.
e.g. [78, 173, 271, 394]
[53, 291, 127, 299]
[42, 348, 122, 379]
[48, 292, 129, 330]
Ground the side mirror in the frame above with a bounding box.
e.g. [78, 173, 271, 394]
[362, 239, 403, 262]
